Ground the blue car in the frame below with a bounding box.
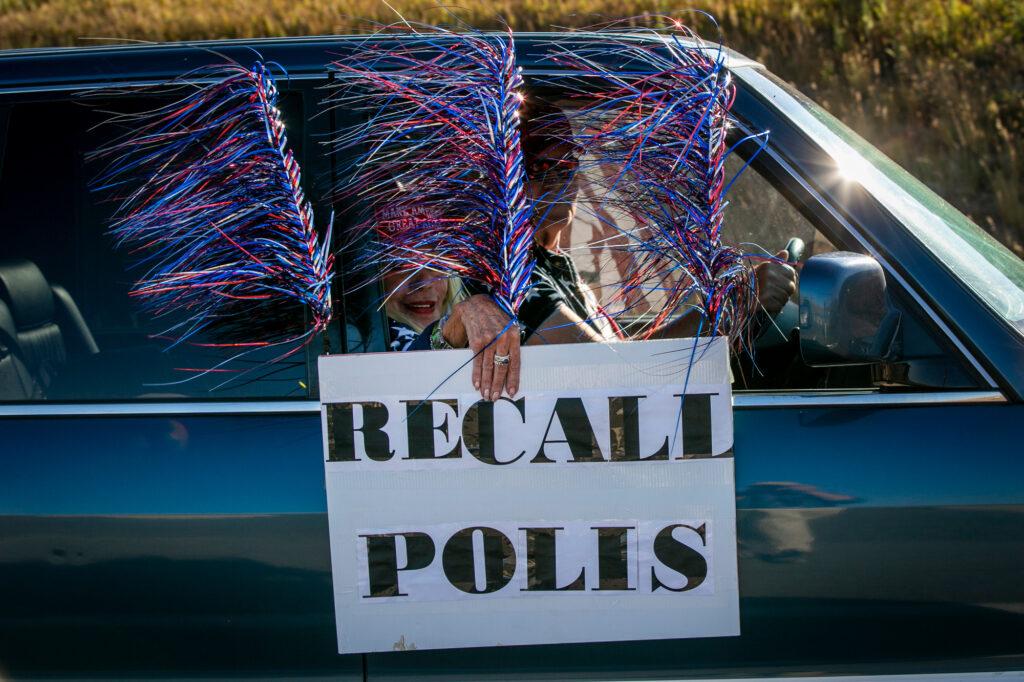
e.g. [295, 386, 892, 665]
[0, 34, 1022, 679]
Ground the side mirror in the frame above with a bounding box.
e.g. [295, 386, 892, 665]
[799, 252, 900, 367]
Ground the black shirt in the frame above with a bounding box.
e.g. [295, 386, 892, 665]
[516, 245, 610, 340]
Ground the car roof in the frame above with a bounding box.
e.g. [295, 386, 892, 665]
[0, 33, 762, 94]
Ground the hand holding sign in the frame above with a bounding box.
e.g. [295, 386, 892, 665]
[444, 294, 522, 399]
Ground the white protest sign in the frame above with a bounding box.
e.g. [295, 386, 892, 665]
[319, 337, 738, 653]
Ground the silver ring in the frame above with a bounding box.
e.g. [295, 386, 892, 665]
[493, 354, 510, 366]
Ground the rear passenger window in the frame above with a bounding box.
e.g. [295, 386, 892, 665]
[0, 90, 329, 402]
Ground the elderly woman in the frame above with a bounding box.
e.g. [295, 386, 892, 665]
[382, 268, 464, 352]
[370, 193, 466, 352]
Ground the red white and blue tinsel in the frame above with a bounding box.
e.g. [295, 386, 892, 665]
[543, 16, 769, 342]
[89, 62, 334, 381]
[328, 25, 534, 322]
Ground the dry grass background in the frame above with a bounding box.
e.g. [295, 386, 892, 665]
[1, 0, 1021, 255]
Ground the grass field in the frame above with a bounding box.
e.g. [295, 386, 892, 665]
[1, 0, 1021, 255]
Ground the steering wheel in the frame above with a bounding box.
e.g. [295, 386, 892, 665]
[753, 237, 804, 350]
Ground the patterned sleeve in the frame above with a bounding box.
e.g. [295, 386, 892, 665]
[388, 319, 420, 352]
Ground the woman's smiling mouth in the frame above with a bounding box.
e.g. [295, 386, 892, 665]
[403, 300, 437, 316]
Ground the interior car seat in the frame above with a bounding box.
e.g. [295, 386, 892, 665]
[0, 299, 42, 400]
[0, 259, 98, 393]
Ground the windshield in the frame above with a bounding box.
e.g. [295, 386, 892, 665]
[733, 67, 1024, 334]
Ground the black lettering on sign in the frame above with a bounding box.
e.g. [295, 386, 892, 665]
[360, 532, 435, 598]
[403, 400, 461, 460]
[650, 523, 708, 592]
[674, 393, 715, 458]
[442, 527, 516, 594]
[592, 526, 635, 591]
[608, 396, 669, 461]
[520, 527, 585, 591]
[533, 398, 603, 463]
[327, 402, 395, 462]
[463, 398, 527, 465]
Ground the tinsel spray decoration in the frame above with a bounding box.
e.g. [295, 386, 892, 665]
[89, 62, 334, 382]
[327, 24, 534, 322]
[545, 16, 769, 342]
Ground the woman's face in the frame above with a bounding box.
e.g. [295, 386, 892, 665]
[383, 269, 449, 328]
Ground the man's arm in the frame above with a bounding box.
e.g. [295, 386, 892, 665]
[648, 249, 797, 339]
[435, 250, 797, 399]
[524, 304, 609, 346]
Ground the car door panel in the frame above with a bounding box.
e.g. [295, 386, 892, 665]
[363, 401, 1024, 679]
[5, 400, 1019, 676]
[0, 411, 359, 677]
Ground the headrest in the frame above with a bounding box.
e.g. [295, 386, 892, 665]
[0, 259, 55, 329]
[0, 299, 16, 348]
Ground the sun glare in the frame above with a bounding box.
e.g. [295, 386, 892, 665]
[834, 149, 873, 187]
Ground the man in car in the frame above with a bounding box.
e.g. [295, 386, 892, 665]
[421, 97, 798, 400]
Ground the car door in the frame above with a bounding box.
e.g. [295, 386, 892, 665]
[354, 58, 1024, 679]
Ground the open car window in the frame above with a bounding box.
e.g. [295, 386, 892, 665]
[343, 87, 985, 394]
[0, 85, 331, 403]
[555, 101, 984, 393]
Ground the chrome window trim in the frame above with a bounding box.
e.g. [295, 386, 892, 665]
[733, 390, 1004, 409]
[0, 390, 1004, 417]
[0, 400, 321, 417]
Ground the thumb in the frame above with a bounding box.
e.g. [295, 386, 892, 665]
[775, 249, 789, 261]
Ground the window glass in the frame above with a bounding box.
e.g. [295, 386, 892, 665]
[556, 105, 982, 392]
[340, 246, 389, 356]
[746, 67, 1024, 333]
[330, 102, 390, 356]
[565, 141, 836, 315]
[0, 89, 324, 402]
[337, 90, 980, 394]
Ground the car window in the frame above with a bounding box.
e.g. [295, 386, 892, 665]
[564, 144, 835, 315]
[719, 153, 836, 262]
[0, 88, 328, 402]
[339, 257, 389, 356]
[745, 67, 1024, 334]
[559, 112, 983, 392]
[327, 89, 983, 395]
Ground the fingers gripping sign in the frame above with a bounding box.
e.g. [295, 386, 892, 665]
[488, 320, 520, 400]
[450, 295, 522, 400]
[506, 334, 522, 398]
[477, 317, 520, 401]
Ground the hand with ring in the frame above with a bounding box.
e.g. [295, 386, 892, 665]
[440, 294, 521, 400]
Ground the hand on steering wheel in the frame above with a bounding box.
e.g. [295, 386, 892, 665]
[753, 238, 802, 349]
[755, 238, 801, 316]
